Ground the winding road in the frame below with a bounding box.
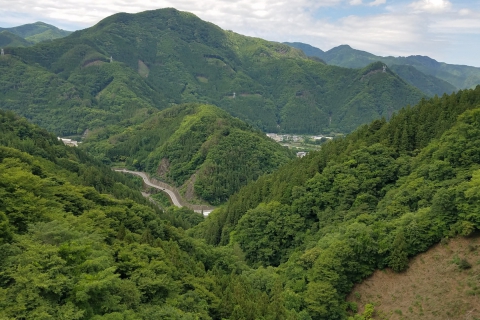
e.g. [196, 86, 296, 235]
[114, 169, 214, 215]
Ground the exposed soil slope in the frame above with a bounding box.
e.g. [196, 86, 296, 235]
[348, 236, 480, 320]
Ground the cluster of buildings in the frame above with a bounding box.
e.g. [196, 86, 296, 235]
[266, 133, 333, 143]
[266, 133, 303, 142]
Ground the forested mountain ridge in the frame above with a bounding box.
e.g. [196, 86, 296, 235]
[192, 86, 480, 318]
[0, 21, 72, 45]
[1, 8, 423, 135]
[0, 109, 307, 319]
[287, 42, 480, 91]
[0, 31, 32, 48]
[84, 103, 295, 205]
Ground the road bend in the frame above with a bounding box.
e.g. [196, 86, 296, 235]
[114, 169, 214, 215]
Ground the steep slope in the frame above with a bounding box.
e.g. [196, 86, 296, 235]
[84, 103, 295, 205]
[0, 53, 163, 135]
[0, 30, 32, 47]
[1, 8, 423, 135]
[283, 42, 326, 62]
[347, 236, 480, 320]
[322, 44, 378, 68]
[0, 110, 303, 319]
[0, 22, 72, 43]
[389, 64, 457, 97]
[192, 85, 480, 319]
[288, 43, 480, 90]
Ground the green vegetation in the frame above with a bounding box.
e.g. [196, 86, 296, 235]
[3, 9, 480, 319]
[0, 31, 32, 47]
[193, 86, 480, 318]
[84, 103, 295, 205]
[0, 54, 162, 135]
[389, 64, 457, 97]
[0, 22, 71, 44]
[1, 8, 423, 136]
[287, 43, 480, 91]
[0, 110, 307, 319]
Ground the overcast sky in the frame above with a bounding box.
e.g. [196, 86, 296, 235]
[1, 0, 479, 67]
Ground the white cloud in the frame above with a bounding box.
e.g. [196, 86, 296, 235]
[409, 0, 452, 13]
[349, 0, 385, 7]
[368, 0, 386, 7]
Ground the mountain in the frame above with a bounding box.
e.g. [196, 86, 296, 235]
[1, 8, 423, 136]
[287, 43, 480, 91]
[192, 85, 480, 318]
[389, 64, 457, 97]
[0, 30, 32, 47]
[0, 109, 303, 319]
[283, 42, 326, 63]
[0, 21, 72, 44]
[84, 103, 295, 205]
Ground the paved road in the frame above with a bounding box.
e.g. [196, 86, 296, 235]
[115, 169, 183, 207]
[115, 169, 213, 215]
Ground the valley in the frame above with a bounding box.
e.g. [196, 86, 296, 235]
[1, 6, 480, 320]
[115, 168, 215, 215]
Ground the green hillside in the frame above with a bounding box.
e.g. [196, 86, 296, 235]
[0, 22, 71, 44]
[0, 53, 162, 135]
[0, 110, 305, 319]
[193, 85, 480, 318]
[287, 43, 480, 90]
[84, 103, 295, 205]
[1, 8, 423, 135]
[389, 64, 457, 97]
[283, 42, 326, 63]
[0, 30, 32, 47]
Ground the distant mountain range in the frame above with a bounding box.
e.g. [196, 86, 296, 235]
[0, 22, 72, 47]
[1, 9, 424, 136]
[285, 42, 480, 94]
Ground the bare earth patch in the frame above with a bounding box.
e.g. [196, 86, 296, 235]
[182, 173, 197, 201]
[156, 158, 170, 180]
[138, 60, 149, 78]
[347, 236, 480, 320]
[83, 60, 105, 67]
[196, 76, 208, 83]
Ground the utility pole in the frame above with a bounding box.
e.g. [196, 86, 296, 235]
[110, 56, 113, 63]
[1, 49, 4, 56]
[383, 65, 387, 73]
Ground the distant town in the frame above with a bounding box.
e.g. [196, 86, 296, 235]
[266, 133, 334, 157]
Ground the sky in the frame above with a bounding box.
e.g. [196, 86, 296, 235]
[1, 0, 479, 67]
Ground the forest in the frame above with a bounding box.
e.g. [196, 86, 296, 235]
[1, 85, 480, 319]
[0, 110, 303, 319]
[192, 86, 480, 319]
[1, 8, 424, 136]
[1, 7, 480, 320]
[83, 103, 295, 205]
[287, 42, 480, 91]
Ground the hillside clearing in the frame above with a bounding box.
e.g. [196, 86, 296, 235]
[347, 235, 480, 320]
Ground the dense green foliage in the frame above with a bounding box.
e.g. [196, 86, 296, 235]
[1, 8, 423, 135]
[388, 64, 456, 97]
[0, 110, 312, 319]
[0, 22, 71, 44]
[287, 43, 480, 91]
[0, 31, 32, 47]
[85, 103, 295, 204]
[193, 86, 480, 318]
[0, 54, 162, 135]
